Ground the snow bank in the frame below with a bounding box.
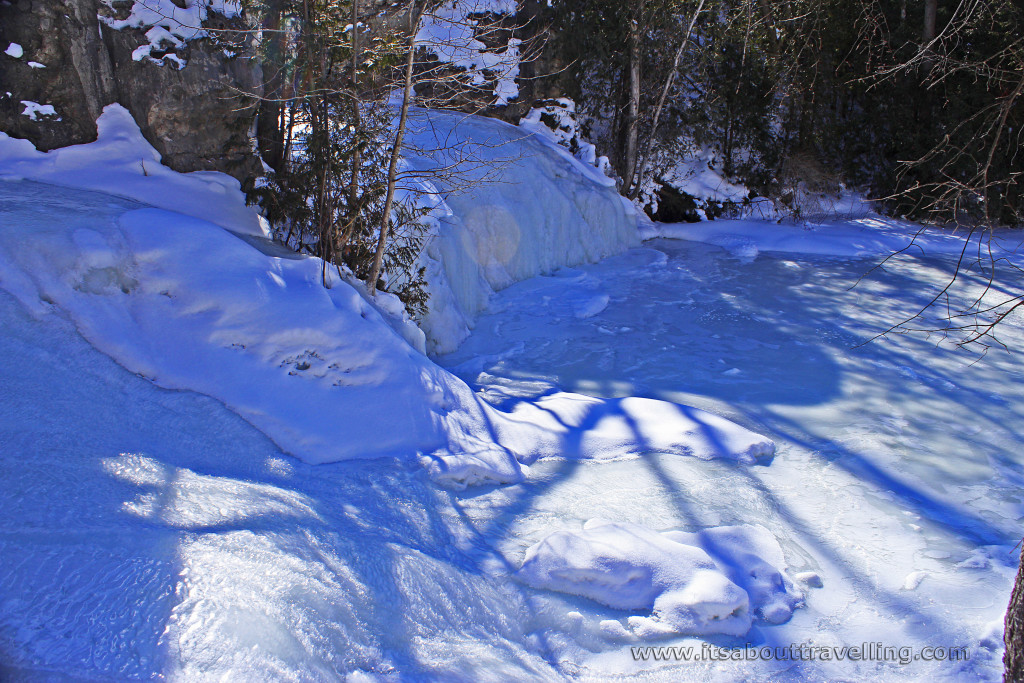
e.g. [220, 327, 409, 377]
[0, 104, 772, 489]
[0, 106, 264, 237]
[645, 215, 1024, 262]
[517, 520, 802, 639]
[403, 109, 641, 354]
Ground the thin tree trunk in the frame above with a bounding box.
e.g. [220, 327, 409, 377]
[923, 0, 937, 42]
[256, 0, 286, 170]
[629, 0, 705, 200]
[1005, 547, 1024, 681]
[621, 0, 644, 196]
[367, 0, 420, 296]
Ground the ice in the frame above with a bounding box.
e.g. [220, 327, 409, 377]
[402, 108, 641, 353]
[5, 42, 23, 58]
[517, 520, 801, 638]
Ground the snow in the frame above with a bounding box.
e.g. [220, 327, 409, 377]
[439, 236, 1024, 679]
[98, 0, 240, 67]
[0, 105, 772, 493]
[2, 97, 1022, 681]
[18, 101, 59, 122]
[0, 105, 265, 236]
[664, 149, 750, 205]
[643, 214, 1024, 263]
[519, 98, 614, 177]
[415, 0, 521, 106]
[5, 42, 23, 58]
[402, 108, 641, 354]
[517, 520, 802, 638]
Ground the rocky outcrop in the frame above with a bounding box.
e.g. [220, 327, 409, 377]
[0, 0, 262, 181]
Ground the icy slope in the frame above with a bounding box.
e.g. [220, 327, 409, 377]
[402, 108, 641, 354]
[0, 107, 772, 488]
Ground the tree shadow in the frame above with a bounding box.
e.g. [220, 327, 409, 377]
[435, 238, 1023, 675]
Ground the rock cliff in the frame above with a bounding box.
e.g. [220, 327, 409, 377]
[0, 0, 262, 181]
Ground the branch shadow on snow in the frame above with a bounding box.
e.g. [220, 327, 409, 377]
[0, 287, 568, 678]
[439, 238, 1022, 671]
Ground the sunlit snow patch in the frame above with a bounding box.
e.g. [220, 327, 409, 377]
[517, 520, 803, 639]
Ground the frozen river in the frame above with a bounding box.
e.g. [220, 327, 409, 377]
[2, 178, 1022, 681]
[438, 238, 1024, 680]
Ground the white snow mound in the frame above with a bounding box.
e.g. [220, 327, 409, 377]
[517, 520, 803, 639]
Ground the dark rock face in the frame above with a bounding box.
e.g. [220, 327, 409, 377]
[0, 0, 262, 182]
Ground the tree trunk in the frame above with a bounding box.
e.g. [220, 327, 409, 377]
[629, 0, 705, 200]
[1006, 548, 1024, 681]
[922, 0, 937, 42]
[621, 0, 643, 195]
[256, 0, 286, 171]
[342, 0, 361, 258]
[367, 0, 420, 296]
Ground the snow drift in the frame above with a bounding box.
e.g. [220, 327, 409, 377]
[517, 520, 803, 638]
[0, 105, 771, 487]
